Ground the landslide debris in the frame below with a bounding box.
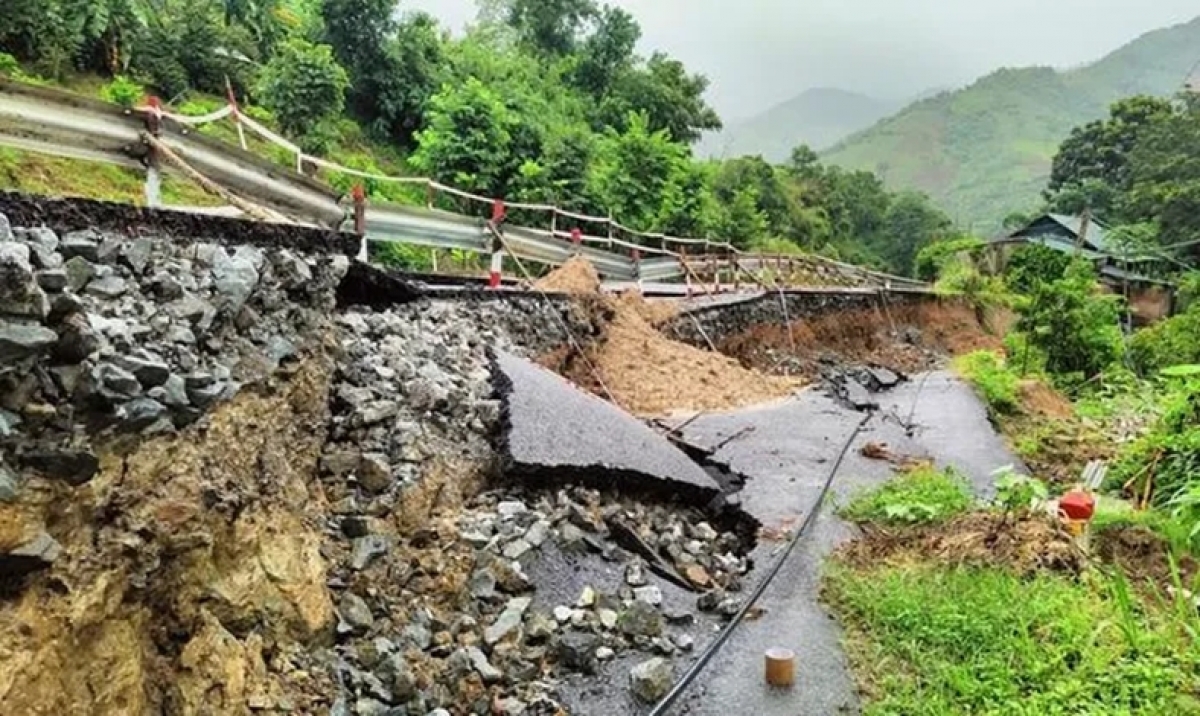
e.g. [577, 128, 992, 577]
[534, 259, 800, 415]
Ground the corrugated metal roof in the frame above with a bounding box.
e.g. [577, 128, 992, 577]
[1046, 213, 1111, 252]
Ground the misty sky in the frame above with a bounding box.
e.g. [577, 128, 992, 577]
[405, 0, 1199, 121]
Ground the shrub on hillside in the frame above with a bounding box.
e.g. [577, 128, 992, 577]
[1129, 308, 1200, 375]
[1016, 260, 1124, 381]
[101, 75, 143, 108]
[955, 350, 1020, 416]
[256, 39, 349, 141]
[841, 466, 975, 525]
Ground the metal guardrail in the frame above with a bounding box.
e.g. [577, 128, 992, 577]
[0, 77, 931, 293]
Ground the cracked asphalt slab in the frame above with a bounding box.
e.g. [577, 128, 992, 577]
[491, 349, 721, 503]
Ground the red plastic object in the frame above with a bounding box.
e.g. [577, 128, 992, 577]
[1059, 491, 1096, 521]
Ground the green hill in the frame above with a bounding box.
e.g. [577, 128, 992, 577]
[821, 16, 1200, 233]
[696, 87, 897, 160]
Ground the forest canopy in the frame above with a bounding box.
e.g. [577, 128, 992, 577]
[0, 0, 957, 275]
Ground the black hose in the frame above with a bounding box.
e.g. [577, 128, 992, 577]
[647, 411, 872, 715]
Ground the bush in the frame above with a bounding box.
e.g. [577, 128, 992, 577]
[955, 350, 1020, 415]
[914, 236, 985, 282]
[1111, 367, 1200, 508]
[100, 75, 143, 108]
[841, 467, 974, 525]
[1129, 307, 1200, 375]
[256, 39, 350, 141]
[1016, 260, 1124, 381]
[0, 52, 19, 76]
[1004, 243, 1072, 294]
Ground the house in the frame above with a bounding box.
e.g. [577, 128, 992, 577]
[987, 213, 1176, 323]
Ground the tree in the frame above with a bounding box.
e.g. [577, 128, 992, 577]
[411, 77, 522, 197]
[570, 5, 639, 99]
[506, 0, 596, 56]
[256, 38, 348, 145]
[1017, 260, 1124, 380]
[1045, 96, 1175, 218]
[1122, 101, 1200, 252]
[597, 52, 721, 144]
[880, 191, 953, 276]
[587, 111, 686, 231]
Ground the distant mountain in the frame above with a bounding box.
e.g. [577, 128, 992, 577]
[821, 16, 1200, 233]
[696, 88, 898, 161]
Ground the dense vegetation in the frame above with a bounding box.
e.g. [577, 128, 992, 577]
[822, 16, 1200, 233]
[0, 0, 957, 275]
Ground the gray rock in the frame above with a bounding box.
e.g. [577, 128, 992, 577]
[351, 535, 391, 571]
[63, 256, 95, 292]
[353, 698, 390, 716]
[35, 269, 68, 292]
[0, 322, 58, 362]
[468, 569, 497, 601]
[0, 213, 10, 241]
[52, 313, 99, 364]
[674, 634, 695, 652]
[150, 272, 185, 300]
[494, 698, 527, 715]
[60, 230, 101, 261]
[618, 601, 663, 637]
[0, 408, 19, 437]
[634, 586, 663, 606]
[596, 646, 615, 661]
[121, 237, 154, 275]
[376, 654, 417, 701]
[119, 398, 168, 431]
[525, 611, 557, 643]
[213, 250, 260, 313]
[465, 646, 503, 683]
[164, 324, 196, 345]
[150, 374, 189, 408]
[117, 350, 171, 388]
[187, 382, 226, 409]
[524, 520, 550, 548]
[401, 622, 433, 651]
[93, 362, 141, 400]
[0, 243, 47, 318]
[167, 296, 216, 334]
[497, 501, 528, 519]
[555, 632, 599, 674]
[629, 658, 673, 703]
[484, 596, 532, 645]
[1, 531, 62, 578]
[85, 275, 128, 300]
[338, 593, 374, 634]
[625, 561, 648, 587]
[22, 449, 100, 486]
[356, 400, 399, 427]
[0, 461, 19, 503]
[358, 453, 393, 493]
[597, 609, 618, 630]
[502, 538, 532, 560]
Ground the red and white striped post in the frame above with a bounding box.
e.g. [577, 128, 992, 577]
[571, 227, 582, 249]
[145, 96, 163, 136]
[632, 247, 642, 291]
[352, 184, 368, 261]
[488, 199, 507, 289]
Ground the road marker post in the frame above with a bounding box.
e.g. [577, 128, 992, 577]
[488, 200, 507, 289]
[765, 648, 796, 688]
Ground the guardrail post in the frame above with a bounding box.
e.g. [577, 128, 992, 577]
[571, 228, 582, 251]
[142, 96, 164, 207]
[632, 247, 642, 290]
[732, 251, 740, 292]
[680, 246, 693, 298]
[225, 76, 248, 151]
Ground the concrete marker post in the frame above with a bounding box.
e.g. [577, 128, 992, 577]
[488, 199, 507, 290]
[765, 647, 796, 688]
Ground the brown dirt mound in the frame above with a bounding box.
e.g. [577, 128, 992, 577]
[835, 513, 1086, 577]
[616, 289, 678, 326]
[721, 300, 1000, 379]
[1093, 523, 1198, 588]
[535, 256, 601, 294]
[1018, 380, 1074, 420]
[553, 293, 802, 416]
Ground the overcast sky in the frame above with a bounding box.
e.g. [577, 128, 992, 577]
[405, 0, 1199, 121]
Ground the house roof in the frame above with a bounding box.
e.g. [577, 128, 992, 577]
[1041, 213, 1111, 252]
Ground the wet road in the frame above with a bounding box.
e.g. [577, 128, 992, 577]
[666, 370, 1022, 716]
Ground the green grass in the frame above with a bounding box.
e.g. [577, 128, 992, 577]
[841, 467, 974, 525]
[825, 563, 1200, 715]
[0, 147, 220, 207]
[954, 350, 1020, 417]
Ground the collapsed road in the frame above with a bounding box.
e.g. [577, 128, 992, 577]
[0, 194, 1016, 716]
